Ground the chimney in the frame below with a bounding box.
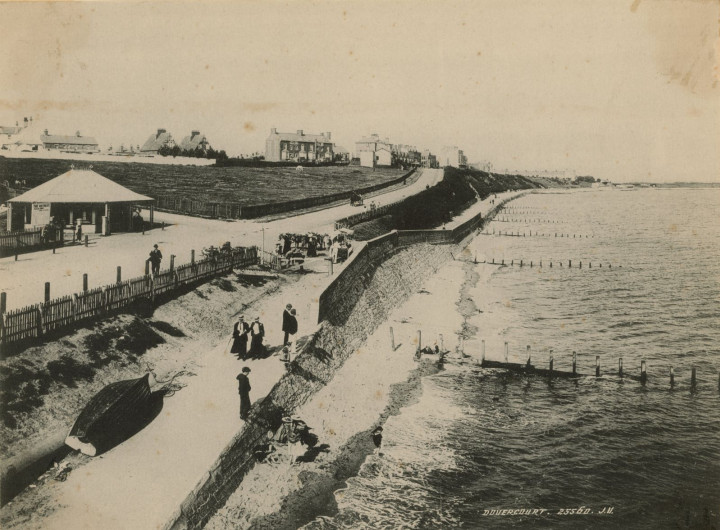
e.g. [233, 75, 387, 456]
[297, 130, 304, 136]
[326, 132, 332, 140]
[157, 128, 166, 138]
[23, 117, 28, 124]
[191, 130, 200, 138]
[76, 130, 81, 137]
[271, 127, 277, 134]
[44, 129, 49, 135]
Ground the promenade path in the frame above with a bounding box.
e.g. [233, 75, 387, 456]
[0, 169, 443, 311]
[1, 173, 524, 530]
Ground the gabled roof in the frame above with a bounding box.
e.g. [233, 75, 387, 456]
[1, 126, 23, 135]
[179, 132, 210, 151]
[41, 134, 98, 146]
[140, 131, 174, 152]
[9, 169, 153, 204]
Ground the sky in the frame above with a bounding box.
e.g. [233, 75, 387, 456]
[1, 0, 718, 182]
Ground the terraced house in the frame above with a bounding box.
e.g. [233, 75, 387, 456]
[179, 130, 211, 153]
[265, 128, 334, 162]
[40, 129, 99, 153]
[140, 128, 175, 154]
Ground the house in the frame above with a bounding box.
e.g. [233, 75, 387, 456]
[333, 145, 350, 163]
[439, 146, 468, 168]
[40, 130, 99, 153]
[178, 130, 210, 153]
[393, 144, 421, 167]
[0, 117, 32, 147]
[140, 128, 175, 154]
[265, 128, 334, 162]
[421, 150, 438, 168]
[355, 134, 394, 168]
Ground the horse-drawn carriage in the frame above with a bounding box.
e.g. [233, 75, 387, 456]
[350, 191, 363, 207]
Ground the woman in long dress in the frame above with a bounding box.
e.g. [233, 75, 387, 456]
[231, 316, 249, 360]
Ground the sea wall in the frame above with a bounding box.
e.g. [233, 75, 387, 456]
[164, 242, 453, 530]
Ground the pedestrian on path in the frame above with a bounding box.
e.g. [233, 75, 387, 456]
[237, 367, 251, 420]
[148, 244, 162, 275]
[231, 315, 250, 360]
[282, 304, 293, 345]
[287, 309, 298, 348]
[249, 316, 265, 357]
[76, 222, 82, 242]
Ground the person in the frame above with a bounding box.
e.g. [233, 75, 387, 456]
[236, 367, 251, 420]
[330, 239, 339, 264]
[372, 426, 383, 448]
[280, 346, 291, 368]
[231, 315, 250, 360]
[148, 244, 162, 275]
[287, 309, 298, 346]
[282, 235, 291, 255]
[282, 304, 293, 345]
[249, 316, 265, 357]
[76, 222, 82, 242]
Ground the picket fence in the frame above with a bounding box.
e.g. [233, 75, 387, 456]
[0, 247, 259, 347]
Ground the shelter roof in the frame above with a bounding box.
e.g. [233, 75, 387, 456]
[9, 169, 153, 204]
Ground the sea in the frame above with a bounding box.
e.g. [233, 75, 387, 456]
[304, 188, 720, 529]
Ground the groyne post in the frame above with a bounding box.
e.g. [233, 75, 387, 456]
[526, 345, 531, 367]
[618, 357, 623, 378]
[170, 255, 175, 272]
[116, 266, 122, 284]
[640, 360, 647, 386]
[390, 327, 395, 350]
[691, 366, 697, 391]
[549, 349, 554, 376]
[504, 341, 509, 363]
[595, 355, 600, 377]
[481, 340, 485, 363]
[83, 274, 88, 293]
[670, 367, 675, 389]
[44, 282, 50, 303]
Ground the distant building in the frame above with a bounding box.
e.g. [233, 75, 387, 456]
[334, 145, 350, 163]
[140, 128, 175, 154]
[421, 150, 438, 168]
[439, 146, 467, 168]
[178, 130, 211, 153]
[41, 129, 99, 153]
[356, 134, 394, 168]
[265, 128, 334, 162]
[393, 144, 421, 167]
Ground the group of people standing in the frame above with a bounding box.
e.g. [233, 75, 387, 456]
[234, 302, 299, 421]
[231, 315, 267, 360]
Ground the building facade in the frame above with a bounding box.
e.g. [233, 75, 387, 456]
[439, 146, 468, 168]
[356, 134, 395, 168]
[41, 130, 99, 153]
[265, 129, 334, 162]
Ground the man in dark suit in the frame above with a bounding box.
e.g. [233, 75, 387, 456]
[282, 304, 293, 345]
[236, 367, 251, 420]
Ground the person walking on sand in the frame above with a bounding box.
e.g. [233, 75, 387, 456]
[231, 315, 250, 360]
[236, 367, 251, 420]
[282, 304, 293, 346]
[249, 316, 265, 357]
[148, 244, 162, 275]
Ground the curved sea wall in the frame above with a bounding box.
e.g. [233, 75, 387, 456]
[164, 192, 525, 530]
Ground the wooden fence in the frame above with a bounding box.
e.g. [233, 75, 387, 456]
[0, 247, 258, 348]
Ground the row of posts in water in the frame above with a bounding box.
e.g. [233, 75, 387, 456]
[484, 229, 593, 238]
[495, 218, 566, 224]
[484, 257, 613, 269]
[388, 327, 718, 392]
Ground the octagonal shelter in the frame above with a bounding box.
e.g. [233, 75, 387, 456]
[6, 168, 154, 234]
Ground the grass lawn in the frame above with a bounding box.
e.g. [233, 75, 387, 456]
[0, 157, 405, 206]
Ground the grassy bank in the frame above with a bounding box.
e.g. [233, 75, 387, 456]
[352, 168, 542, 240]
[0, 157, 404, 206]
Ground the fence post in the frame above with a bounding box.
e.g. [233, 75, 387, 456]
[83, 273, 88, 293]
[145, 260, 150, 276]
[36, 304, 44, 337]
[84, 235, 88, 247]
[44, 282, 50, 303]
[191, 249, 195, 265]
[72, 293, 78, 322]
[170, 255, 175, 272]
[0, 292, 5, 314]
[116, 266, 122, 284]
